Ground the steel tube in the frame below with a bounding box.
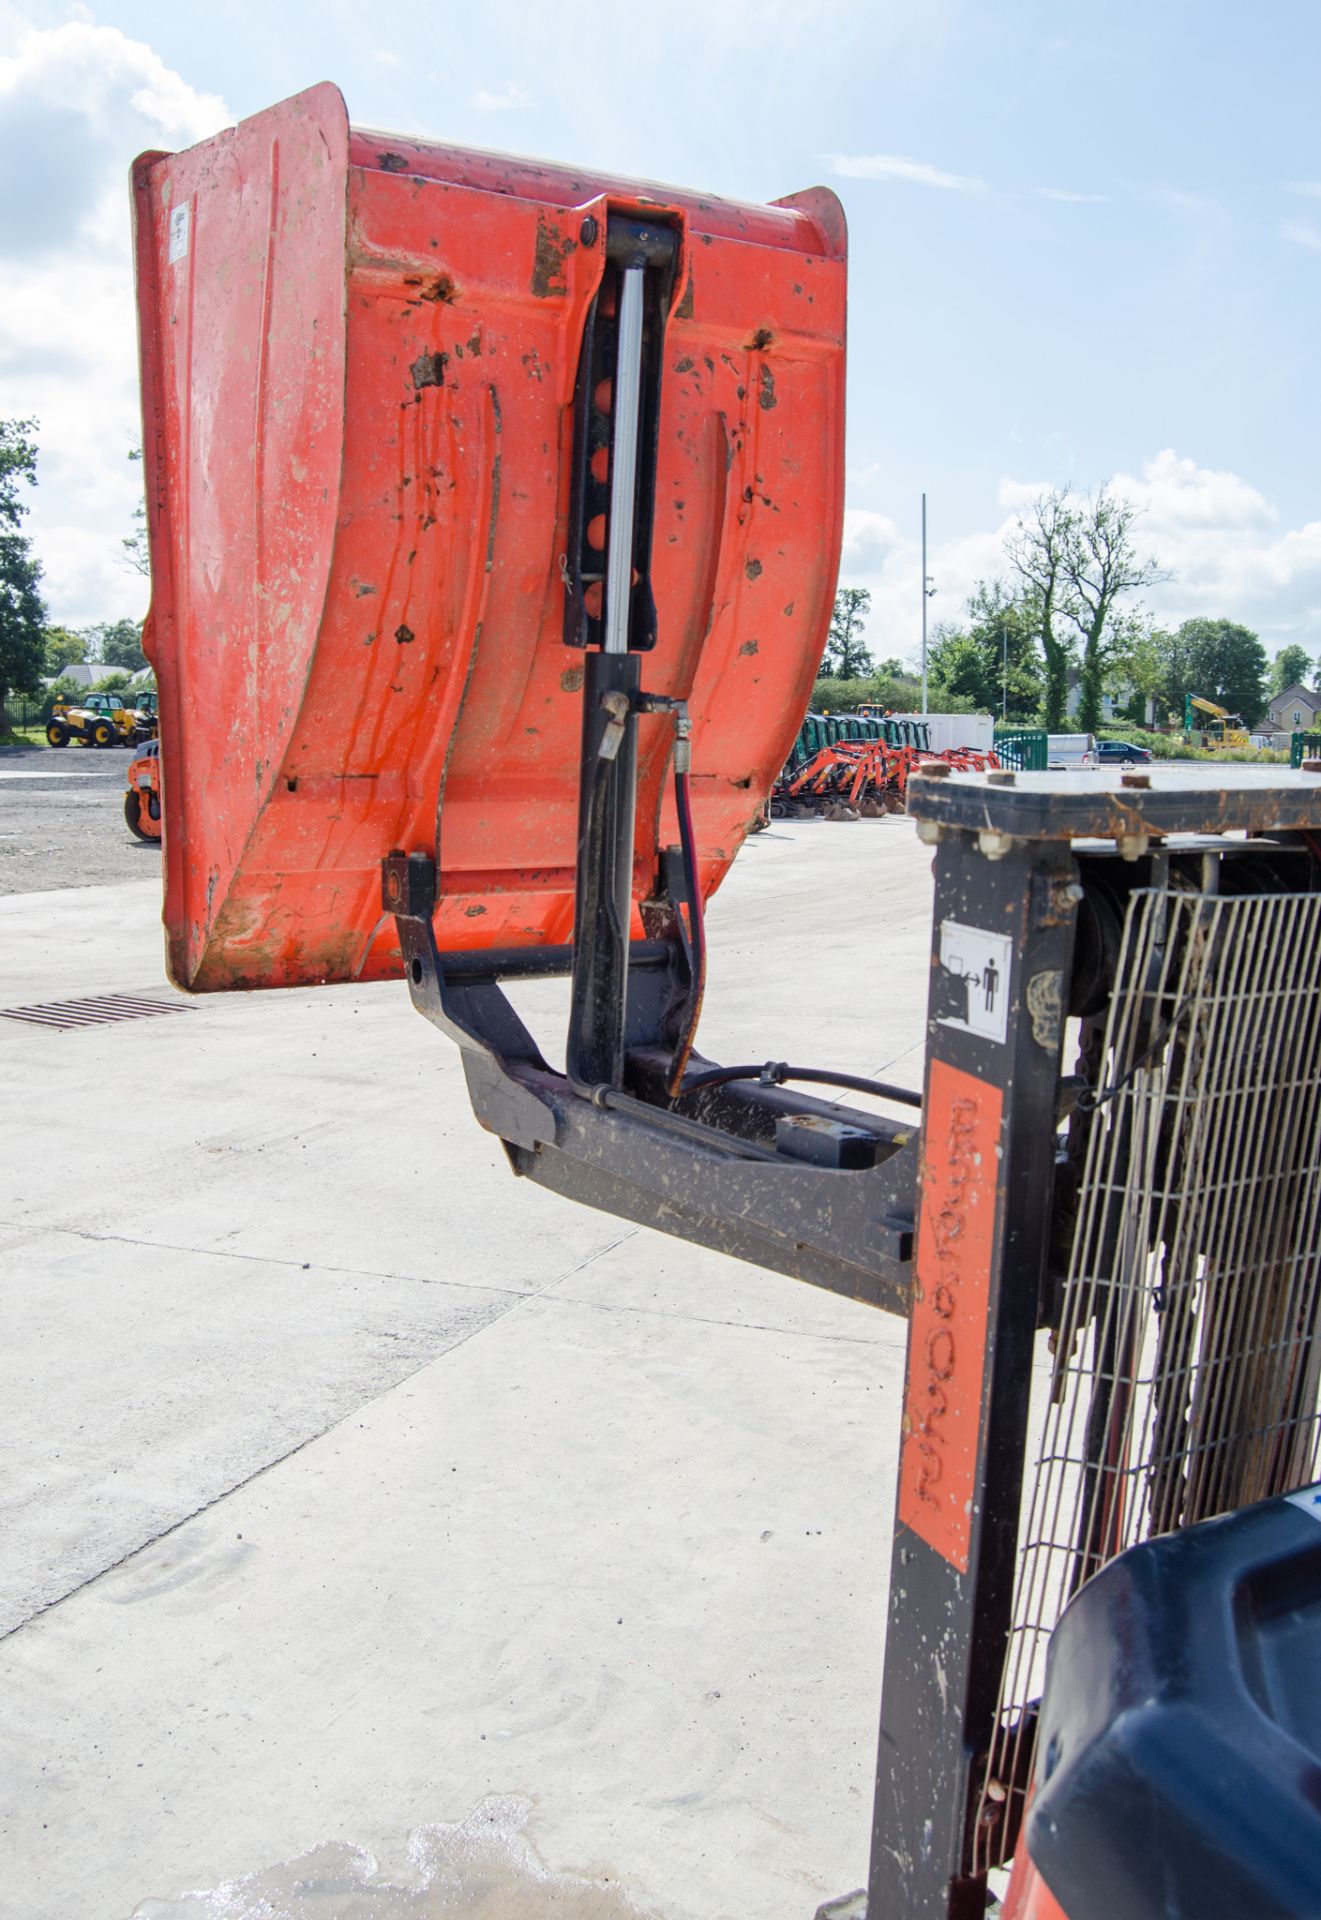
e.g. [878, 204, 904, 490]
[604, 266, 645, 655]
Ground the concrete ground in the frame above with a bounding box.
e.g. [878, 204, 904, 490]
[0, 818, 934, 1920]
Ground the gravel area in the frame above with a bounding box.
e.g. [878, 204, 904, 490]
[0, 744, 161, 894]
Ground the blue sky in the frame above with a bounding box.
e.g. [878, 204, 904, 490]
[2, 0, 1319, 661]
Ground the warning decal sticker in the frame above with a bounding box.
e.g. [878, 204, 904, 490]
[938, 919, 1013, 1046]
[168, 202, 190, 264]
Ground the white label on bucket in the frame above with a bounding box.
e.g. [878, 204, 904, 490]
[937, 920, 1012, 1046]
[168, 202, 190, 264]
[1286, 1484, 1321, 1523]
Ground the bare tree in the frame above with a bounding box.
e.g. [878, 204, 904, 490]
[122, 446, 150, 577]
[1062, 489, 1167, 732]
[1006, 489, 1073, 729]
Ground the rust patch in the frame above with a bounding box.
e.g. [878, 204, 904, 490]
[674, 356, 695, 373]
[747, 327, 774, 351]
[531, 214, 576, 298]
[745, 557, 763, 580]
[739, 640, 759, 657]
[377, 151, 408, 172]
[467, 331, 482, 356]
[758, 365, 777, 410]
[395, 625, 416, 645]
[410, 351, 447, 392]
[560, 666, 584, 693]
[421, 275, 458, 303]
[782, 601, 795, 616]
[677, 275, 695, 319]
[1026, 970, 1064, 1053]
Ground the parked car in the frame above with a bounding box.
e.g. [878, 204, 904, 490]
[1097, 739, 1154, 765]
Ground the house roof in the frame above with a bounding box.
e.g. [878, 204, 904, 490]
[1272, 682, 1321, 710]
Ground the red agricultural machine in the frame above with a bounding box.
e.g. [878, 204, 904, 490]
[785, 735, 1001, 818]
[134, 85, 1321, 1920]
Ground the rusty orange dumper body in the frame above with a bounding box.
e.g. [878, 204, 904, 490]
[132, 83, 845, 992]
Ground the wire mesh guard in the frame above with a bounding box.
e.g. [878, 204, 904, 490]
[976, 881, 1321, 1872]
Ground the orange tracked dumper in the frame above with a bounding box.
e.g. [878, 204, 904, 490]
[135, 86, 1321, 1920]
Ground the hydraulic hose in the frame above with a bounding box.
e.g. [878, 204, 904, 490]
[680, 1061, 922, 1110]
[665, 756, 707, 1098]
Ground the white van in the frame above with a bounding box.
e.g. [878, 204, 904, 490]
[1047, 732, 1098, 769]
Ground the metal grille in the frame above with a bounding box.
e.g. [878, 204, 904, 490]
[976, 882, 1321, 1870]
[0, 993, 189, 1031]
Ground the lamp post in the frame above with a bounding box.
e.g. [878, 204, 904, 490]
[1002, 616, 1009, 722]
[920, 493, 936, 716]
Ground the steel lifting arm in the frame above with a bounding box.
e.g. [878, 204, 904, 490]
[381, 208, 917, 1315]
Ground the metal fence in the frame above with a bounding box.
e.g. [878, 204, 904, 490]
[4, 693, 47, 733]
[1292, 731, 1321, 769]
[992, 727, 1049, 771]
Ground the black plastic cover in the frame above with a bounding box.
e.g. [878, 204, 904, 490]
[1025, 1487, 1321, 1920]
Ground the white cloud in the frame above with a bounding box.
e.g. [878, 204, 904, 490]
[1034, 187, 1109, 204]
[370, 48, 401, 66]
[996, 476, 1054, 510]
[472, 82, 531, 111]
[0, 21, 228, 150]
[1287, 181, 1321, 198]
[838, 452, 1321, 664]
[826, 152, 984, 192]
[1112, 453, 1321, 641]
[1114, 450, 1276, 533]
[1138, 186, 1216, 216]
[1282, 219, 1321, 253]
[0, 21, 232, 626]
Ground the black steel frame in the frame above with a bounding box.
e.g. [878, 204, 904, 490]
[386, 209, 1321, 1916]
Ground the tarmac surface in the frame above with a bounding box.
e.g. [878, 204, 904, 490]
[0, 818, 933, 1920]
[0, 743, 155, 894]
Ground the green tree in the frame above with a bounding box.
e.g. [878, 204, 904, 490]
[967, 580, 1043, 719]
[0, 418, 48, 726]
[1152, 622, 1197, 724]
[929, 583, 1043, 719]
[819, 586, 874, 680]
[1006, 489, 1074, 729]
[90, 617, 147, 673]
[1176, 618, 1269, 726]
[1105, 617, 1167, 724]
[1271, 643, 1313, 695]
[928, 625, 990, 705]
[1061, 489, 1167, 732]
[43, 624, 88, 676]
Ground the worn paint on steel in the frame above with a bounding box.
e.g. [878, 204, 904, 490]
[898, 1059, 1003, 1573]
[132, 83, 847, 991]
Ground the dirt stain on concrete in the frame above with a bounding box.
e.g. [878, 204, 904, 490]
[130, 1795, 659, 1919]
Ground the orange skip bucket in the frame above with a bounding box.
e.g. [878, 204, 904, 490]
[133, 84, 846, 991]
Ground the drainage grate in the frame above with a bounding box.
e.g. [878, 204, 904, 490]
[0, 993, 191, 1031]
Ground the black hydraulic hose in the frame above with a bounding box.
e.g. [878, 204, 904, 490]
[664, 757, 707, 1098]
[680, 1061, 923, 1110]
